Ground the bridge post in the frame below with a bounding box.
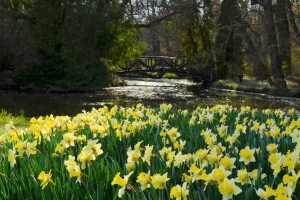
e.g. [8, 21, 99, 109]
[162, 57, 165, 72]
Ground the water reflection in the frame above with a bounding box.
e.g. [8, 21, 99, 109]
[0, 77, 299, 117]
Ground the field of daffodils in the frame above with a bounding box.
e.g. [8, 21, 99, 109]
[0, 103, 300, 200]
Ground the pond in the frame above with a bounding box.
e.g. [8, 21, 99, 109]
[0, 77, 300, 117]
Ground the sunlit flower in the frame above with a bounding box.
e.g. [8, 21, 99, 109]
[218, 178, 242, 200]
[127, 148, 140, 162]
[76, 134, 86, 144]
[142, 145, 153, 165]
[266, 143, 278, 153]
[8, 148, 17, 167]
[111, 172, 134, 198]
[268, 125, 281, 138]
[26, 140, 37, 156]
[55, 143, 66, 154]
[225, 132, 240, 145]
[235, 169, 251, 185]
[255, 185, 276, 199]
[167, 128, 181, 142]
[283, 170, 300, 190]
[170, 182, 189, 200]
[188, 162, 204, 183]
[290, 128, 300, 143]
[217, 124, 228, 137]
[166, 150, 176, 168]
[60, 132, 77, 148]
[194, 148, 209, 167]
[239, 146, 255, 165]
[283, 150, 296, 173]
[38, 170, 54, 189]
[288, 108, 294, 115]
[275, 183, 292, 199]
[174, 151, 188, 167]
[199, 171, 215, 189]
[212, 165, 231, 184]
[220, 114, 227, 123]
[136, 171, 151, 190]
[182, 173, 192, 185]
[207, 151, 222, 166]
[151, 172, 169, 189]
[69, 166, 82, 183]
[160, 103, 172, 111]
[268, 152, 284, 177]
[266, 118, 275, 126]
[159, 146, 172, 159]
[240, 106, 251, 113]
[173, 139, 186, 150]
[219, 156, 236, 170]
[250, 121, 260, 131]
[64, 155, 79, 171]
[83, 139, 103, 156]
[250, 169, 266, 182]
[235, 124, 246, 134]
[77, 150, 96, 169]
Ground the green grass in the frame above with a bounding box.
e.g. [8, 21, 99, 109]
[212, 79, 270, 92]
[0, 109, 31, 126]
[162, 73, 178, 79]
[211, 78, 300, 97]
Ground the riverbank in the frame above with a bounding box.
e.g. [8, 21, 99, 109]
[210, 77, 300, 98]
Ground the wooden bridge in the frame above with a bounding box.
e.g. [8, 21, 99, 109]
[117, 56, 214, 82]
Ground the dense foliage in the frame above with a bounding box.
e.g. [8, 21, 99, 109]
[0, 0, 144, 90]
[2, 0, 300, 90]
[1, 104, 300, 199]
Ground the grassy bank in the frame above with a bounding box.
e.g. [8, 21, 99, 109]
[0, 109, 30, 126]
[0, 109, 30, 135]
[210, 77, 300, 97]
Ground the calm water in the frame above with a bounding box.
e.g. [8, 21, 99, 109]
[0, 77, 300, 117]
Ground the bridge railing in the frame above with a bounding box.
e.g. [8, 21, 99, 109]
[118, 56, 214, 82]
[120, 56, 189, 72]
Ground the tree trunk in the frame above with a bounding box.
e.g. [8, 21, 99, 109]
[263, 0, 287, 89]
[275, 0, 291, 76]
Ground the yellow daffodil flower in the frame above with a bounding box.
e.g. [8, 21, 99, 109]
[83, 139, 103, 156]
[136, 171, 151, 190]
[151, 172, 169, 189]
[220, 156, 236, 170]
[170, 182, 189, 200]
[38, 170, 54, 189]
[141, 145, 153, 164]
[60, 132, 77, 148]
[8, 148, 17, 167]
[111, 172, 134, 198]
[239, 146, 255, 165]
[255, 185, 276, 199]
[212, 165, 231, 184]
[266, 143, 278, 153]
[235, 169, 251, 185]
[218, 178, 242, 200]
[64, 155, 79, 171]
[25, 140, 37, 156]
